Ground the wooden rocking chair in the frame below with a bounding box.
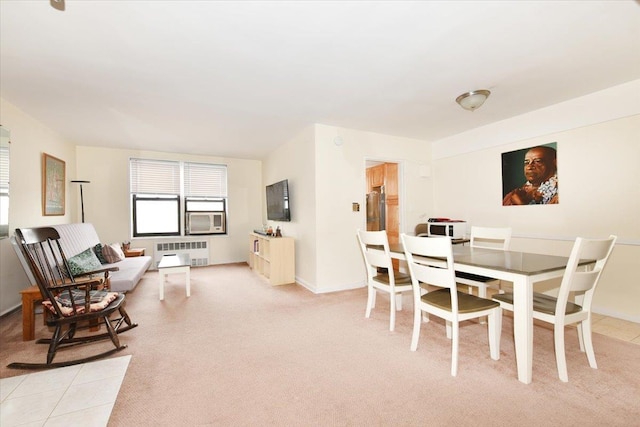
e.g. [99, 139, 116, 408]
[8, 227, 138, 370]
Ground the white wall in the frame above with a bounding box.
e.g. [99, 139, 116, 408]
[263, 125, 317, 289]
[75, 146, 263, 266]
[314, 125, 432, 293]
[4, 80, 638, 321]
[264, 123, 431, 293]
[0, 98, 78, 314]
[432, 81, 640, 322]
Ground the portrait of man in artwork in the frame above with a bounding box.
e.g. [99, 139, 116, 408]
[502, 144, 558, 206]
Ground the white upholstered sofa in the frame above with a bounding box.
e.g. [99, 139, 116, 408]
[52, 223, 152, 292]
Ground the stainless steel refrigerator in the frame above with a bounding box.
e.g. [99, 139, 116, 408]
[366, 187, 385, 231]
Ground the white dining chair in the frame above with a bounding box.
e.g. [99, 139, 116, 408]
[493, 235, 617, 382]
[401, 233, 502, 377]
[456, 226, 512, 298]
[356, 229, 412, 332]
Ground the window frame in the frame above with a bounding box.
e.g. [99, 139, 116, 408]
[129, 158, 228, 238]
[132, 194, 181, 237]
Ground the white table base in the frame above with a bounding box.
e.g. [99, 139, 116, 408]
[158, 255, 191, 300]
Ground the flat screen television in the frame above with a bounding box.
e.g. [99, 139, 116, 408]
[266, 179, 291, 221]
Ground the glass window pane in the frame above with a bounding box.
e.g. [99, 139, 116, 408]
[186, 199, 225, 212]
[135, 199, 179, 234]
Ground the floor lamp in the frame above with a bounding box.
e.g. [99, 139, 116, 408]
[70, 180, 90, 223]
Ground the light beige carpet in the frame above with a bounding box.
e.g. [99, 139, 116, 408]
[2, 263, 639, 426]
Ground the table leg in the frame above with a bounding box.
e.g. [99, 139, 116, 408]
[159, 270, 165, 301]
[20, 286, 43, 341]
[21, 293, 35, 341]
[512, 276, 533, 384]
[186, 267, 191, 297]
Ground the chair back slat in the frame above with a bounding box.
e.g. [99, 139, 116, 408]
[470, 226, 512, 250]
[357, 229, 393, 270]
[362, 249, 392, 270]
[556, 235, 617, 315]
[401, 235, 458, 310]
[15, 227, 78, 318]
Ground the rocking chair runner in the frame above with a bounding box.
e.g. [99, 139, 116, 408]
[9, 227, 138, 370]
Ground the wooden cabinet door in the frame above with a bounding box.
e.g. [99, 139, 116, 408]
[369, 164, 385, 189]
[365, 162, 399, 258]
[384, 163, 399, 246]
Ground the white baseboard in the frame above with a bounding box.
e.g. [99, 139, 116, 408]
[295, 276, 365, 294]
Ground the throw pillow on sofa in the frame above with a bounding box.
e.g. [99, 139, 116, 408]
[93, 243, 108, 264]
[68, 247, 103, 276]
[101, 243, 125, 263]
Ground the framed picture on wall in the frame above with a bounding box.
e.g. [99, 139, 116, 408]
[42, 153, 66, 216]
[502, 143, 558, 205]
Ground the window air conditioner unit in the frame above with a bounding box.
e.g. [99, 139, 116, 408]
[186, 212, 226, 235]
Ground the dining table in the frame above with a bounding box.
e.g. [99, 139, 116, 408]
[388, 241, 593, 384]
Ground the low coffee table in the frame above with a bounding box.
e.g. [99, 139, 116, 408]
[158, 253, 191, 300]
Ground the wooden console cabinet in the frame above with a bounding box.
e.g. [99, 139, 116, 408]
[248, 233, 295, 285]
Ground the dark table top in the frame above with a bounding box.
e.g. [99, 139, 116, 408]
[390, 243, 593, 276]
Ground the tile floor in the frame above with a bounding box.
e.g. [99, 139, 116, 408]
[0, 355, 131, 427]
[1, 316, 638, 427]
[591, 313, 640, 344]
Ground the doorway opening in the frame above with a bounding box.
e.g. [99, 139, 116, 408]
[365, 160, 400, 248]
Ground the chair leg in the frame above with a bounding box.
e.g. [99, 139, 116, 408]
[396, 293, 403, 311]
[420, 288, 429, 323]
[103, 314, 121, 349]
[410, 307, 422, 351]
[68, 322, 77, 339]
[488, 309, 501, 360]
[478, 285, 488, 325]
[365, 286, 375, 318]
[450, 322, 459, 377]
[46, 325, 63, 364]
[119, 306, 134, 326]
[478, 285, 487, 299]
[554, 323, 569, 382]
[580, 320, 598, 369]
[446, 320, 452, 340]
[389, 290, 396, 332]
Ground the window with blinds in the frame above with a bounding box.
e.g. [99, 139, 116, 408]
[0, 139, 9, 237]
[129, 158, 228, 237]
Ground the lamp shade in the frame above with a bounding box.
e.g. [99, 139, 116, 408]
[456, 90, 491, 111]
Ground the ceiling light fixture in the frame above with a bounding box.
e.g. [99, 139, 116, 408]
[50, 0, 65, 11]
[456, 89, 491, 111]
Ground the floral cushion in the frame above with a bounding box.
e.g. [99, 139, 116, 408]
[101, 243, 125, 263]
[43, 290, 119, 316]
[67, 247, 103, 276]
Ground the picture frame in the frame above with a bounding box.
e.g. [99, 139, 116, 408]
[42, 153, 66, 216]
[501, 142, 558, 206]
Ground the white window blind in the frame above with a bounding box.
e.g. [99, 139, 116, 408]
[130, 159, 180, 195]
[184, 162, 227, 198]
[0, 146, 8, 190]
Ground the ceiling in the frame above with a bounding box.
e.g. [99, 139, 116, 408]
[1, 1, 639, 160]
